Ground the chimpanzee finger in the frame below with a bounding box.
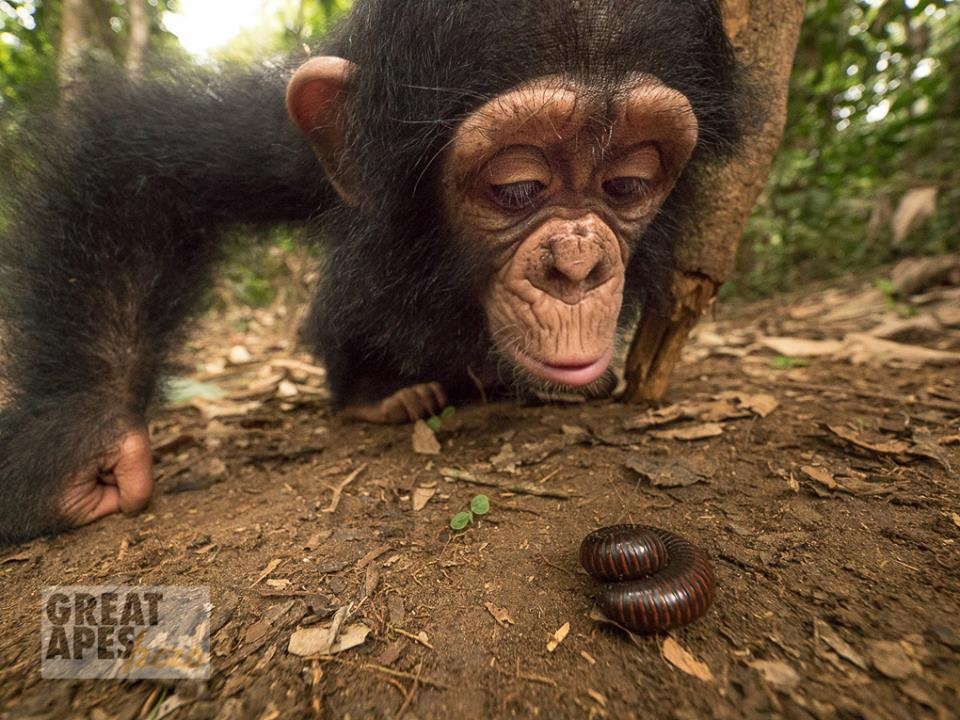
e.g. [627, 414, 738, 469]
[427, 383, 448, 414]
[412, 384, 440, 417]
[111, 430, 155, 514]
[392, 389, 423, 423]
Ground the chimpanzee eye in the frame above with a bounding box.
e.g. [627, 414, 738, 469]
[490, 180, 546, 211]
[603, 177, 649, 202]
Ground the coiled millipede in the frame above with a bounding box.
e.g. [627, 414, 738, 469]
[580, 525, 716, 633]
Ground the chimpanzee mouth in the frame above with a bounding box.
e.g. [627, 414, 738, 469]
[509, 347, 614, 387]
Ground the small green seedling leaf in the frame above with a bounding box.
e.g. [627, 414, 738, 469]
[470, 495, 490, 516]
[770, 356, 809, 371]
[426, 416, 443, 433]
[440, 406, 457, 421]
[450, 511, 473, 531]
[875, 278, 896, 299]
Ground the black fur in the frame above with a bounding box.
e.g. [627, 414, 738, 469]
[0, 0, 744, 542]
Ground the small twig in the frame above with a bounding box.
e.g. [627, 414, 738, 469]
[466, 365, 488, 405]
[513, 657, 559, 687]
[395, 662, 423, 717]
[268, 358, 329, 378]
[392, 627, 434, 649]
[323, 464, 368, 513]
[439, 467, 575, 499]
[330, 658, 450, 689]
[536, 554, 576, 576]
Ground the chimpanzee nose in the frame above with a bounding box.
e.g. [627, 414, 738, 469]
[528, 234, 615, 304]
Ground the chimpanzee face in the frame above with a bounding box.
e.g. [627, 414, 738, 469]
[287, 60, 698, 391]
[442, 78, 697, 389]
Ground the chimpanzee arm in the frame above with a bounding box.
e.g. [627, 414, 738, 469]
[0, 65, 331, 543]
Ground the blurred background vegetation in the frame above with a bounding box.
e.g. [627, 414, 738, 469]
[0, 0, 957, 306]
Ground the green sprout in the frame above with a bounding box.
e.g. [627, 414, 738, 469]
[427, 406, 457, 433]
[770, 355, 809, 370]
[470, 495, 490, 516]
[450, 512, 472, 531]
[449, 494, 491, 531]
[875, 278, 917, 318]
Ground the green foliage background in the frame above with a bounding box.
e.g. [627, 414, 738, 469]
[0, 0, 956, 303]
[732, 0, 959, 297]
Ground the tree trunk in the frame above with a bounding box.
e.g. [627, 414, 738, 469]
[623, 0, 806, 403]
[58, 0, 93, 92]
[126, 0, 149, 80]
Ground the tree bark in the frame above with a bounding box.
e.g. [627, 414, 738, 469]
[58, 0, 93, 92]
[624, 0, 806, 403]
[126, 0, 149, 80]
[626, 0, 804, 403]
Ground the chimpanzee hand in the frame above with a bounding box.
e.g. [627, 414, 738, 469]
[344, 382, 447, 424]
[58, 427, 154, 527]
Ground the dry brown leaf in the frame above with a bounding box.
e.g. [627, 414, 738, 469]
[951, 513, 960, 529]
[547, 622, 570, 652]
[759, 336, 843, 358]
[195, 457, 227, 479]
[276, 379, 299, 398]
[748, 659, 800, 690]
[288, 623, 370, 657]
[304, 530, 334, 551]
[626, 459, 705, 488]
[826, 425, 911, 455]
[363, 564, 380, 599]
[909, 428, 953, 472]
[373, 640, 405, 667]
[891, 187, 938, 245]
[355, 544, 391, 570]
[836, 477, 897, 497]
[662, 637, 713, 682]
[650, 423, 724, 441]
[869, 640, 921, 679]
[484, 602, 515, 628]
[244, 620, 270, 646]
[935, 305, 960, 328]
[250, 558, 283, 588]
[624, 405, 686, 431]
[815, 620, 867, 671]
[836, 333, 960, 367]
[227, 345, 252, 365]
[682, 399, 749, 423]
[867, 314, 942, 341]
[411, 486, 437, 512]
[729, 392, 780, 418]
[412, 421, 441, 455]
[800, 466, 837, 490]
[490, 443, 518, 472]
[190, 397, 262, 420]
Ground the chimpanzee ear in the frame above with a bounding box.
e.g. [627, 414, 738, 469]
[286, 56, 359, 205]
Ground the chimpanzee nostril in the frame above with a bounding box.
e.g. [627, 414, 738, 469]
[527, 234, 615, 304]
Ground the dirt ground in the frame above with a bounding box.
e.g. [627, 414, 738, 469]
[1, 260, 958, 720]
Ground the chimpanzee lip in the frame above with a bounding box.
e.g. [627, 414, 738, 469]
[509, 346, 614, 387]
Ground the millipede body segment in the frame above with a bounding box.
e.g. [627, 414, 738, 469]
[580, 525, 716, 633]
